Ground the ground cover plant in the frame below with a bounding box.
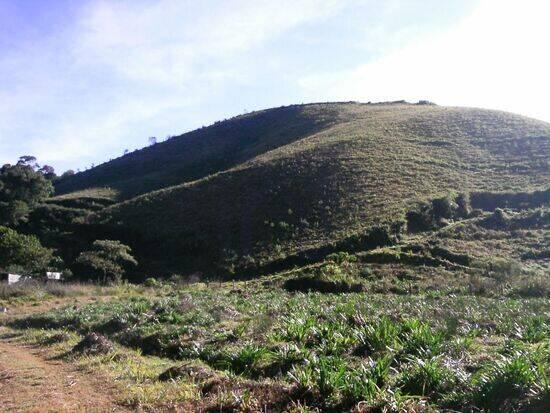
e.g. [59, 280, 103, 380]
[4, 276, 548, 412]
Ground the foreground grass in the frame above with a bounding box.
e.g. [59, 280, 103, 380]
[5, 279, 549, 412]
[0, 281, 151, 307]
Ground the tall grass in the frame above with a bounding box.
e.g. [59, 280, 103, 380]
[0, 281, 91, 301]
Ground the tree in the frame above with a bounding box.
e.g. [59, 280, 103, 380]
[75, 240, 137, 283]
[0, 161, 54, 226]
[148, 136, 157, 146]
[39, 165, 57, 180]
[61, 170, 75, 178]
[0, 226, 57, 275]
[17, 155, 37, 169]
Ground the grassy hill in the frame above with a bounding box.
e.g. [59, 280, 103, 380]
[3, 102, 549, 413]
[55, 104, 349, 199]
[60, 101, 550, 275]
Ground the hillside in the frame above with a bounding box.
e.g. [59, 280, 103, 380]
[70, 102, 550, 274]
[55, 104, 349, 199]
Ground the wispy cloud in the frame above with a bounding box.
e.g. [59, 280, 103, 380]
[0, 0, 349, 171]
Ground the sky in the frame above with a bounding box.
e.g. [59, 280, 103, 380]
[1, 0, 549, 173]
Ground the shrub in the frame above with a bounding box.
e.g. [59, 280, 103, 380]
[481, 208, 511, 229]
[472, 350, 548, 410]
[400, 319, 443, 357]
[326, 252, 357, 264]
[284, 266, 364, 293]
[72, 332, 114, 355]
[406, 206, 434, 233]
[353, 316, 400, 356]
[366, 226, 394, 247]
[431, 196, 457, 220]
[144, 277, 160, 287]
[158, 362, 213, 382]
[0, 226, 57, 275]
[456, 193, 471, 217]
[470, 188, 550, 211]
[209, 344, 273, 376]
[511, 275, 550, 298]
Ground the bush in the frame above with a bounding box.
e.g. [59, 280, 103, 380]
[72, 332, 114, 355]
[470, 188, 550, 211]
[456, 193, 471, 217]
[326, 252, 357, 264]
[511, 275, 550, 298]
[481, 208, 511, 230]
[431, 196, 457, 220]
[406, 194, 463, 233]
[144, 277, 160, 287]
[284, 263, 364, 293]
[406, 206, 435, 233]
[353, 316, 400, 355]
[0, 226, 58, 275]
[472, 350, 547, 410]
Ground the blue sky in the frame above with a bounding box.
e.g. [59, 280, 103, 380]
[1, 0, 549, 173]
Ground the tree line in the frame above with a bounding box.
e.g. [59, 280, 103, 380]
[0, 156, 137, 283]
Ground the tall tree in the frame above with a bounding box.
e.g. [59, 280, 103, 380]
[75, 240, 138, 283]
[0, 159, 54, 226]
[17, 155, 37, 169]
[39, 165, 57, 180]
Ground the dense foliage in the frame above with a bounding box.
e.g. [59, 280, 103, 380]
[8, 281, 549, 412]
[0, 225, 57, 274]
[75, 240, 137, 283]
[0, 160, 53, 226]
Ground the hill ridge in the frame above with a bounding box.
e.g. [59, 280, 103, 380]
[67, 102, 550, 274]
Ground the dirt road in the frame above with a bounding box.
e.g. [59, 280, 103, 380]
[0, 334, 130, 413]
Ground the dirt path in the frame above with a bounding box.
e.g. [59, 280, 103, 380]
[0, 335, 131, 413]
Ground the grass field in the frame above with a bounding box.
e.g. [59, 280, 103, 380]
[2, 275, 548, 412]
[4, 193, 548, 411]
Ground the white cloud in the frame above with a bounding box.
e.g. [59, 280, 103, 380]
[75, 0, 347, 84]
[0, 0, 348, 170]
[298, 0, 550, 123]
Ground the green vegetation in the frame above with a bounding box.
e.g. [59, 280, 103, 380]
[0, 102, 548, 411]
[82, 103, 548, 274]
[2, 102, 544, 278]
[0, 226, 58, 274]
[4, 280, 548, 411]
[0, 158, 53, 226]
[75, 240, 137, 283]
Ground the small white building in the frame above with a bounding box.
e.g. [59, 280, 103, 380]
[46, 272, 62, 281]
[1, 273, 23, 285]
[9, 274, 22, 284]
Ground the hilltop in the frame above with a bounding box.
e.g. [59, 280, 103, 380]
[51, 101, 550, 275]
